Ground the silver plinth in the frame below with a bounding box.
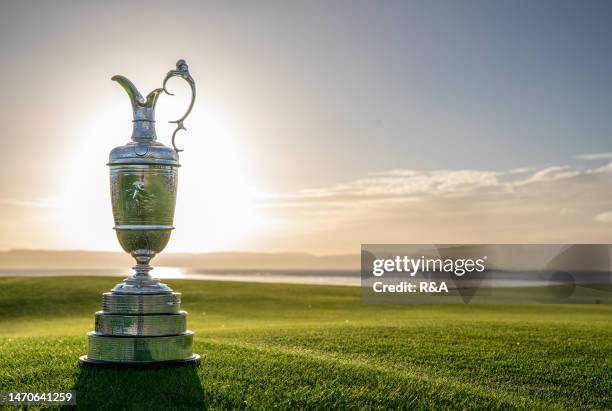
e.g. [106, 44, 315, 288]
[95, 311, 187, 336]
[80, 290, 199, 365]
[102, 292, 182, 314]
[81, 60, 199, 366]
[86, 332, 195, 362]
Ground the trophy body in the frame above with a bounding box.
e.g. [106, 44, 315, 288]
[80, 60, 199, 365]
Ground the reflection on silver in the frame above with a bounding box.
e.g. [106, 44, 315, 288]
[86, 331, 194, 362]
[80, 60, 199, 365]
[102, 292, 182, 314]
[95, 311, 187, 336]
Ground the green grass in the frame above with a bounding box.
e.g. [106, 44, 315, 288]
[0, 277, 610, 410]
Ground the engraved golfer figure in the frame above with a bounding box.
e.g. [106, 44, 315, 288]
[126, 180, 155, 216]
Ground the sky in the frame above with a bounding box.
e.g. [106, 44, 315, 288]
[1, 0, 612, 254]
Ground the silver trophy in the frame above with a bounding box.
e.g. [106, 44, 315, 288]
[80, 60, 199, 365]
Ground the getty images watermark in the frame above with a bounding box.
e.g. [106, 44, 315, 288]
[371, 254, 487, 293]
[361, 244, 612, 304]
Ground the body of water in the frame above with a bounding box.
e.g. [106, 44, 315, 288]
[0, 268, 361, 287]
[1, 268, 609, 288]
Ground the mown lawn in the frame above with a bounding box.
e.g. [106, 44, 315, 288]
[0, 277, 610, 409]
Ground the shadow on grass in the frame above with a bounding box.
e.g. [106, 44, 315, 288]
[68, 363, 206, 410]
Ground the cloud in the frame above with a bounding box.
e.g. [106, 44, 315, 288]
[0, 197, 59, 209]
[594, 211, 612, 224]
[262, 164, 603, 206]
[513, 166, 581, 185]
[254, 161, 612, 251]
[576, 152, 612, 161]
[508, 167, 536, 174]
[261, 169, 501, 205]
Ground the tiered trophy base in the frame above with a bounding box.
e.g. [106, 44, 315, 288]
[80, 290, 199, 366]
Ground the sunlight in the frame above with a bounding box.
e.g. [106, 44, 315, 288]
[54, 92, 263, 252]
[170, 102, 264, 252]
[151, 266, 187, 279]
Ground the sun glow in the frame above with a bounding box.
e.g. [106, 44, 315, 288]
[169, 103, 263, 252]
[54, 91, 262, 252]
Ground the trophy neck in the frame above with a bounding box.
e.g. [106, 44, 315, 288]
[132, 119, 157, 142]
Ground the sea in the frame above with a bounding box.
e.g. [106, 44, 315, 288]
[1, 268, 610, 288]
[0, 268, 361, 286]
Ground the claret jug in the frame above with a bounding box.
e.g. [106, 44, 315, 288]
[80, 60, 199, 365]
[108, 60, 194, 294]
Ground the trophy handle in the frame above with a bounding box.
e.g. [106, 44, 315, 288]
[162, 59, 196, 152]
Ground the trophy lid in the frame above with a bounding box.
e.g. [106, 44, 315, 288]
[108, 141, 180, 167]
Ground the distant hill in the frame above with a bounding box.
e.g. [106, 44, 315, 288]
[3, 245, 605, 272]
[0, 250, 360, 270]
